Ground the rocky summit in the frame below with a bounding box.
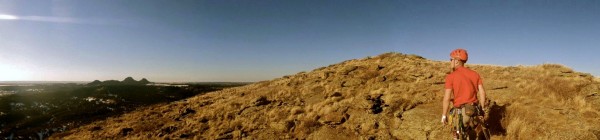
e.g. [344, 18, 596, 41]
[52, 52, 600, 139]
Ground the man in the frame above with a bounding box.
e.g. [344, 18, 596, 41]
[440, 49, 487, 134]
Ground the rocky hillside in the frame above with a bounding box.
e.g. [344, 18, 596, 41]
[52, 52, 600, 139]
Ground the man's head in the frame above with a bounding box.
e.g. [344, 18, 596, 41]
[449, 49, 468, 70]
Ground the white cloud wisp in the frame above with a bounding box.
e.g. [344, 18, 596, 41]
[0, 14, 118, 25]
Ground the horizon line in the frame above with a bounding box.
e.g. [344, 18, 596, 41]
[0, 81, 256, 83]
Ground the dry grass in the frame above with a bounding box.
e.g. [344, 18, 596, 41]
[51, 52, 600, 139]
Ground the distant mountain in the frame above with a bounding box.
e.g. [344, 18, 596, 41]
[54, 52, 600, 139]
[139, 78, 150, 85]
[88, 77, 152, 86]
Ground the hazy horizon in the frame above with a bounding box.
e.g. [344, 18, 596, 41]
[0, 78, 264, 83]
[1, 1, 599, 82]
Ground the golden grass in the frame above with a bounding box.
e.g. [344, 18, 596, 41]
[51, 52, 600, 139]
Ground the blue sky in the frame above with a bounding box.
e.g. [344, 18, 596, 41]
[0, 0, 599, 82]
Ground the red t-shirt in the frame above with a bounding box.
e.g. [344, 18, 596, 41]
[445, 67, 482, 107]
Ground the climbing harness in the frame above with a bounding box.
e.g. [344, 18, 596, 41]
[449, 103, 491, 140]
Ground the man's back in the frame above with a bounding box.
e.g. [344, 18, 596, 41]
[445, 66, 482, 107]
[441, 49, 489, 139]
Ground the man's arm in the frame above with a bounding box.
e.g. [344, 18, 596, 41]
[478, 84, 486, 109]
[441, 89, 452, 124]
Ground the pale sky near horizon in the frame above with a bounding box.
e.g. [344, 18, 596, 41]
[1, 0, 599, 82]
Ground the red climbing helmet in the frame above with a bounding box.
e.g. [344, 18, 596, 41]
[450, 49, 468, 62]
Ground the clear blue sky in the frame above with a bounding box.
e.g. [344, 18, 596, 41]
[0, 0, 599, 82]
